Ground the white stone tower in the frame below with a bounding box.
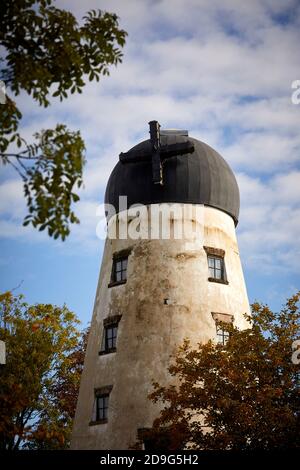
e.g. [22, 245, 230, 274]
[71, 121, 250, 450]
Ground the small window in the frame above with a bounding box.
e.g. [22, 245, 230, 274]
[90, 385, 113, 425]
[96, 394, 109, 422]
[212, 312, 233, 346]
[114, 257, 128, 282]
[109, 251, 130, 287]
[101, 324, 118, 354]
[137, 428, 174, 451]
[216, 325, 230, 345]
[99, 315, 122, 356]
[208, 255, 225, 280]
[204, 247, 228, 284]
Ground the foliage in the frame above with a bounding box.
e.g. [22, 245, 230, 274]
[146, 293, 300, 450]
[21, 125, 85, 241]
[0, 0, 127, 239]
[0, 292, 88, 450]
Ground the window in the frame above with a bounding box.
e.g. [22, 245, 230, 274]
[208, 255, 224, 280]
[100, 324, 118, 354]
[109, 249, 131, 287]
[211, 312, 233, 346]
[137, 428, 175, 451]
[204, 246, 228, 284]
[216, 325, 230, 345]
[90, 385, 113, 425]
[105, 325, 117, 351]
[99, 314, 122, 355]
[113, 257, 128, 282]
[96, 394, 109, 421]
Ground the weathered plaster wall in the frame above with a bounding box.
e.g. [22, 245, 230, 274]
[71, 204, 250, 450]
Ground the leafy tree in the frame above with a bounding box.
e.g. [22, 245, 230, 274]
[0, 0, 127, 240]
[26, 326, 89, 449]
[145, 293, 300, 450]
[0, 292, 88, 450]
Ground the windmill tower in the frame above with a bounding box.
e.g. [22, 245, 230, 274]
[71, 121, 250, 450]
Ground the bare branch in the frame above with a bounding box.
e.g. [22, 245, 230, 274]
[0, 152, 38, 159]
[6, 157, 26, 180]
[16, 156, 29, 172]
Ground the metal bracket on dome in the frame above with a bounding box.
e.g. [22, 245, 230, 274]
[160, 129, 189, 136]
[119, 121, 194, 185]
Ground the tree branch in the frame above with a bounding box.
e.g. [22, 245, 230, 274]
[16, 156, 28, 173]
[6, 157, 26, 180]
[0, 152, 38, 159]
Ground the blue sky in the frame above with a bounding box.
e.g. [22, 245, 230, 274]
[1, 0, 300, 327]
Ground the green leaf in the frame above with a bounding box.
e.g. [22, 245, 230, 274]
[71, 193, 80, 202]
[1, 1, 127, 240]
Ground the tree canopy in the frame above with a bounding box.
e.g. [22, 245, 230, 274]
[0, 0, 127, 240]
[0, 291, 88, 450]
[145, 293, 300, 450]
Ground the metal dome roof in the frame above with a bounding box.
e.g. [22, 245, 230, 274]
[104, 123, 240, 225]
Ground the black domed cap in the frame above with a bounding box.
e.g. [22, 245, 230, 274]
[105, 134, 240, 225]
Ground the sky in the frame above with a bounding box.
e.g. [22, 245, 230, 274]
[0, 0, 300, 328]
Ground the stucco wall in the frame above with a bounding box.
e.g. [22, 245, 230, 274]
[71, 204, 250, 450]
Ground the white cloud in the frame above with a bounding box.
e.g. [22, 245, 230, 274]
[237, 170, 300, 273]
[0, 179, 25, 218]
[0, 0, 299, 276]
